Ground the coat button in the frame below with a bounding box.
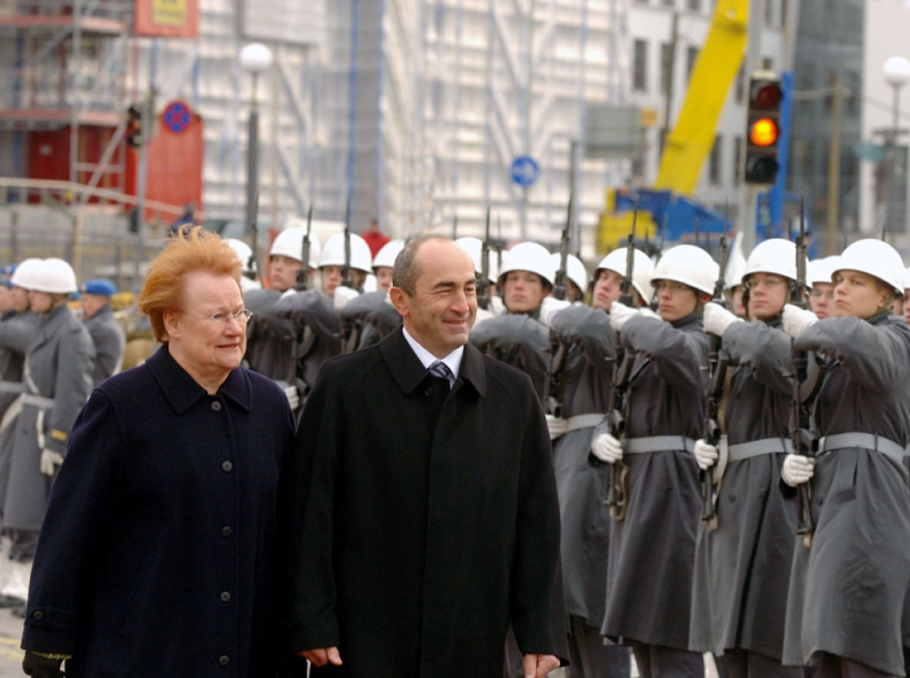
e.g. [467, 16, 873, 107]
[222, 526, 232, 538]
[33, 610, 43, 621]
[424, 387, 434, 397]
[221, 461, 233, 472]
[218, 655, 230, 667]
[211, 401, 222, 412]
[220, 591, 231, 602]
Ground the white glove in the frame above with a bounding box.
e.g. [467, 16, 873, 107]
[782, 304, 819, 339]
[781, 454, 815, 487]
[703, 302, 743, 337]
[539, 297, 572, 328]
[693, 439, 719, 471]
[545, 414, 568, 441]
[609, 301, 638, 332]
[40, 449, 63, 476]
[333, 285, 360, 311]
[284, 384, 300, 411]
[638, 306, 661, 321]
[591, 432, 623, 464]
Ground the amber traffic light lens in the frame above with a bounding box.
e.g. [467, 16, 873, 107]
[749, 118, 779, 147]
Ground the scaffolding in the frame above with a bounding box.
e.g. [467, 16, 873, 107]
[1, 0, 634, 256]
[0, 0, 134, 202]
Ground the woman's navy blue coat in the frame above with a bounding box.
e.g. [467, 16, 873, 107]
[21, 346, 296, 678]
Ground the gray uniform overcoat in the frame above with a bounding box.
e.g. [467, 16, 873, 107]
[689, 319, 799, 661]
[83, 303, 125, 387]
[3, 305, 93, 531]
[597, 311, 707, 650]
[782, 314, 910, 676]
[549, 305, 614, 628]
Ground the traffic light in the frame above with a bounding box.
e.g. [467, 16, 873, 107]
[126, 104, 143, 148]
[744, 75, 783, 185]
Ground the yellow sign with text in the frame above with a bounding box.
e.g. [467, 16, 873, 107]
[152, 0, 186, 27]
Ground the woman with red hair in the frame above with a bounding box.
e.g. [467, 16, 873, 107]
[20, 229, 296, 678]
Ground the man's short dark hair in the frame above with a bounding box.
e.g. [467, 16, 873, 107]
[392, 237, 452, 296]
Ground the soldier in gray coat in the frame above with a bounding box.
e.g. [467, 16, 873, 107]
[590, 245, 717, 678]
[689, 239, 806, 677]
[779, 240, 910, 678]
[2, 259, 94, 608]
[78, 279, 125, 387]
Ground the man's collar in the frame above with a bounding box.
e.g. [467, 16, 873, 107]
[401, 326, 464, 383]
[381, 328, 485, 397]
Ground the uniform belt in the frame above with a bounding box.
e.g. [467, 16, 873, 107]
[0, 382, 24, 394]
[818, 433, 904, 466]
[624, 436, 696, 454]
[728, 437, 793, 462]
[565, 414, 604, 433]
[21, 393, 55, 410]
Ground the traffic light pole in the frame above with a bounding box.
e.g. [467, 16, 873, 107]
[738, 0, 764, 255]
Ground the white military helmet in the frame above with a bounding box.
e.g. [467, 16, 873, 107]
[807, 256, 842, 287]
[652, 245, 719, 296]
[320, 232, 373, 274]
[499, 242, 556, 287]
[743, 238, 803, 283]
[372, 239, 405, 270]
[905, 267, 910, 291]
[595, 248, 655, 302]
[10, 258, 43, 290]
[30, 258, 77, 294]
[226, 238, 256, 275]
[550, 253, 588, 294]
[834, 239, 905, 295]
[269, 226, 322, 270]
[455, 237, 500, 282]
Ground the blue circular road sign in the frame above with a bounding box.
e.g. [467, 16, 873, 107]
[511, 155, 540, 188]
[162, 101, 192, 134]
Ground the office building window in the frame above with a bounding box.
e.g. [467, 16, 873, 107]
[710, 135, 723, 185]
[660, 43, 672, 96]
[688, 0, 701, 10]
[686, 46, 699, 82]
[765, 0, 775, 26]
[633, 39, 648, 92]
[733, 136, 742, 187]
[735, 65, 745, 103]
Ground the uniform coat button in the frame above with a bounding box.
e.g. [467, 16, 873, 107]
[222, 526, 232, 537]
[211, 401, 222, 412]
[424, 387, 434, 397]
[221, 461, 233, 472]
[220, 591, 231, 602]
[218, 655, 230, 667]
[33, 610, 43, 621]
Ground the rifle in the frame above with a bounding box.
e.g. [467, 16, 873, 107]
[590, 206, 637, 522]
[792, 197, 820, 547]
[701, 218, 730, 526]
[477, 206, 492, 311]
[543, 209, 572, 417]
[552, 197, 572, 301]
[295, 204, 313, 292]
[341, 192, 353, 289]
[246, 191, 259, 281]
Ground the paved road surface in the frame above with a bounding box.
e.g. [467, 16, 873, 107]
[0, 607, 721, 678]
[0, 608, 23, 677]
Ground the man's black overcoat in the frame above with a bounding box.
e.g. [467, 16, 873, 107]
[282, 327, 566, 678]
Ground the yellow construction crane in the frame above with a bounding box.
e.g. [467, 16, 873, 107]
[598, 0, 747, 252]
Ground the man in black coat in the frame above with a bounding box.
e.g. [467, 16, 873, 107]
[282, 237, 567, 678]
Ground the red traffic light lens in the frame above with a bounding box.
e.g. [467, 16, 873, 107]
[751, 82, 783, 109]
[749, 117, 779, 147]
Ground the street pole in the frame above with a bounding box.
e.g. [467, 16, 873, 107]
[826, 72, 842, 255]
[737, 0, 764, 255]
[246, 70, 260, 242]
